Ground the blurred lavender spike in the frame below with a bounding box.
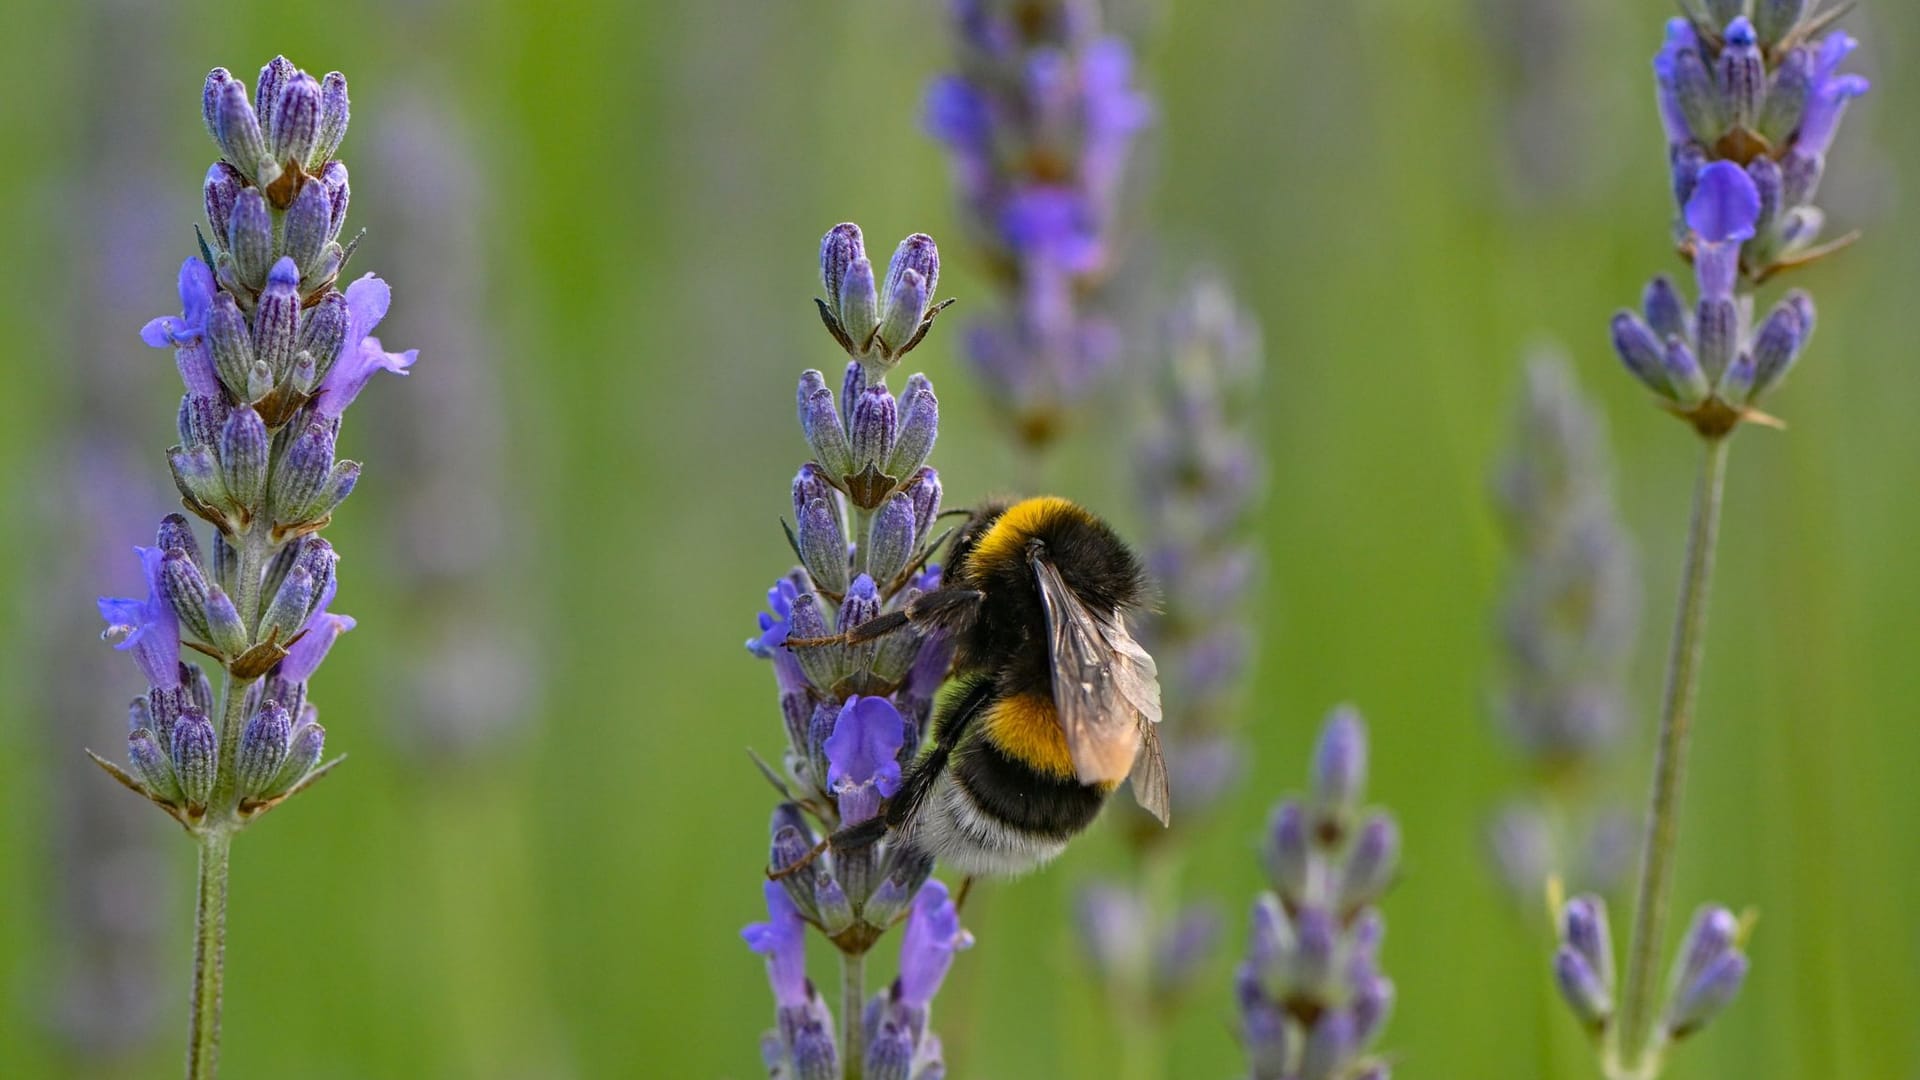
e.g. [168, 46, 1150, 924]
[1238, 707, 1398, 1079]
[1485, 352, 1638, 907]
[925, 0, 1151, 452]
[358, 88, 541, 762]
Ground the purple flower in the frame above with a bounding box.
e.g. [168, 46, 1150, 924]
[1797, 33, 1870, 157]
[747, 576, 800, 659]
[277, 575, 354, 684]
[742, 880, 809, 1009]
[312, 274, 417, 420]
[98, 546, 182, 690]
[1684, 161, 1760, 245]
[139, 258, 222, 398]
[897, 880, 973, 1008]
[824, 695, 904, 826]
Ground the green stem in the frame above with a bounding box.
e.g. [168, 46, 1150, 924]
[841, 949, 866, 1080]
[1613, 436, 1731, 1073]
[186, 829, 232, 1080]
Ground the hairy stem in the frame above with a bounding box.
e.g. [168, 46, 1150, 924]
[841, 949, 866, 1079]
[1613, 436, 1730, 1072]
[186, 828, 232, 1080]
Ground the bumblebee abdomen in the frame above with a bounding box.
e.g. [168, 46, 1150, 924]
[979, 690, 1076, 779]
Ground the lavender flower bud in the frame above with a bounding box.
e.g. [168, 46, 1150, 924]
[128, 729, 183, 803]
[792, 1024, 839, 1080]
[1310, 706, 1367, 823]
[1664, 951, 1749, 1040]
[1642, 276, 1691, 346]
[170, 710, 218, 808]
[1555, 945, 1613, 1034]
[156, 514, 203, 568]
[798, 371, 854, 478]
[1751, 292, 1811, 397]
[1718, 351, 1759, 405]
[1664, 337, 1711, 408]
[814, 873, 856, 935]
[1695, 297, 1738, 381]
[1339, 814, 1400, 911]
[837, 576, 884, 677]
[1670, 905, 1739, 994]
[211, 76, 273, 185]
[312, 461, 360, 522]
[864, 1027, 912, 1080]
[255, 56, 294, 133]
[874, 270, 929, 359]
[204, 587, 250, 656]
[1672, 45, 1723, 144]
[1262, 801, 1310, 896]
[789, 596, 837, 691]
[265, 720, 325, 797]
[318, 160, 351, 241]
[203, 163, 245, 252]
[270, 423, 336, 525]
[1758, 47, 1813, 148]
[1611, 312, 1674, 399]
[887, 375, 938, 478]
[300, 290, 351, 382]
[235, 701, 294, 800]
[903, 467, 942, 539]
[252, 258, 303, 381]
[227, 187, 273, 289]
[796, 497, 850, 596]
[1748, 155, 1784, 239]
[259, 566, 314, 644]
[208, 293, 255, 401]
[268, 72, 322, 173]
[212, 531, 238, 593]
[283, 177, 333, 279]
[1715, 18, 1765, 132]
[169, 445, 227, 514]
[1299, 1009, 1356, 1080]
[315, 72, 350, 166]
[884, 234, 942, 315]
[848, 383, 898, 476]
[838, 256, 880, 350]
[866, 494, 916, 586]
[160, 549, 213, 642]
[1352, 972, 1396, 1046]
[219, 406, 270, 510]
[1563, 895, 1615, 993]
[820, 223, 866, 323]
[202, 68, 232, 141]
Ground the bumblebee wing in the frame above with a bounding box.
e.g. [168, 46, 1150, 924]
[1032, 556, 1163, 811]
[1129, 705, 1171, 826]
[1094, 609, 1170, 825]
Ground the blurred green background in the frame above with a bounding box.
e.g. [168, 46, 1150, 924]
[1, 0, 1914, 1076]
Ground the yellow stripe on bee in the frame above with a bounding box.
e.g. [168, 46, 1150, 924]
[966, 496, 1092, 583]
[981, 692, 1078, 780]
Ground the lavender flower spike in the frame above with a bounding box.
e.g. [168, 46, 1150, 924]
[1585, 4, 1871, 1073]
[1238, 707, 1398, 1080]
[926, 0, 1151, 451]
[86, 54, 411, 1079]
[1485, 354, 1638, 907]
[747, 224, 965, 1075]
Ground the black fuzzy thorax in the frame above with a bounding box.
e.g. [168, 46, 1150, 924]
[944, 498, 1147, 697]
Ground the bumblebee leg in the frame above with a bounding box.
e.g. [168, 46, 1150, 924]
[953, 875, 977, 912]
[827, 815, 890, 853]
[766, 836, 830, 880]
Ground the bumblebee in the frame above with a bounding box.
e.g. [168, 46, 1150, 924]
[799, 496, 1168, 877]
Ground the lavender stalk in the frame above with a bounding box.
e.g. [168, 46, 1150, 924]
[1238, 707, 1398, 1080]
[1486, 353, 1638, 908]
[1560, 6, 1869, 1075]
[1077, 274, 1263, 1071]
[90, 56, 414, 1079]
[745, 224, 970, 1079]
[925, 0, 1151, 456]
